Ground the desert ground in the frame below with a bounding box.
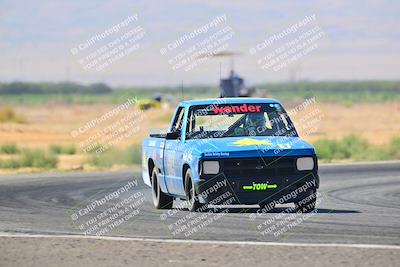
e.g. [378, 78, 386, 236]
[0, 101, 399, 172]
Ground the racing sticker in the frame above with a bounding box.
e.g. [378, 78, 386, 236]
[182, 151, 193, 162]
[277, 144, 291, 149]
[232, 138, 272, 147]
[212, 104, 262, 114]
[166, 151, 176, 175]
[242, 183, 278, 191]
[204, 152, 230, 157]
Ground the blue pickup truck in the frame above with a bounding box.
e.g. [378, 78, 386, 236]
[142, 98, 319, 212]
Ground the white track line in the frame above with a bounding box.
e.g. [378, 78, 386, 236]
[0, 233, 399, 250]
[320, 160, 400, 167]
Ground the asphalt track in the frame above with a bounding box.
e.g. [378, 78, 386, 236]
[0, 161, 399, 245]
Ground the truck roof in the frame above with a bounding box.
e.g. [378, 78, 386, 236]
[179, 97, 281, 107]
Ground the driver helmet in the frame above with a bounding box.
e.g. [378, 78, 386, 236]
[245, 113, 266, 135]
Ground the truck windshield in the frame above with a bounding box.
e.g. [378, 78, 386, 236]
[186, 103, 297, 139]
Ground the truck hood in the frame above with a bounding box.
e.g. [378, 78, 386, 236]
[185, 136, 315, 158]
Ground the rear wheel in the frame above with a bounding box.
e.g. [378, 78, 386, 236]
[295, 189, 317, 213]
[185, 169, 205, 212]
[151, 169, 173, 209]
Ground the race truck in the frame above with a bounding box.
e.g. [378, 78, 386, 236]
[142, 98, 319, 212]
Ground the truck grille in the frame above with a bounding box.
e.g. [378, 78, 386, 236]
[220, 157, 297, 177]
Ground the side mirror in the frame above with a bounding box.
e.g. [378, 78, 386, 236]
[166, 131, 180, 140]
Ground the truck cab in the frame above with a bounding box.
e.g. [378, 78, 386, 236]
[142, 98, 319, 212]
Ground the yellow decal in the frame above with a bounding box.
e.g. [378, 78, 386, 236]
[277, 144, 291, 149]
[233, 138, 272, 147]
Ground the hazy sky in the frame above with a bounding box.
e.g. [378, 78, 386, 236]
[0, 0, 399, 86]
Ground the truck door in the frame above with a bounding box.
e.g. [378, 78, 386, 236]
[163, 106, 185, 195]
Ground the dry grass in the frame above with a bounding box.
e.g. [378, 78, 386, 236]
[0, 101, 398, 172]
[287, 101, 400, 145]
[0, 104, 171, 149]
[0, 106, 27, 123]
[2, 102, 398, 147]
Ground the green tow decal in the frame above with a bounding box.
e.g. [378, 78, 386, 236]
[242, 183, 278, 191]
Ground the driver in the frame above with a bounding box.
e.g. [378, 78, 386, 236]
[245, 113, 266, 136]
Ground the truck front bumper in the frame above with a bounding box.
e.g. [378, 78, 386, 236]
[194, 172, 319, 205]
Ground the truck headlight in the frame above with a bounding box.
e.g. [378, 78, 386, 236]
[296, 157, 314, 171]
[202, 161, 220, 174]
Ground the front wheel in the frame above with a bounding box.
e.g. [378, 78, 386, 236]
[151, 169, 173, 209]
[185, 169, 205, 212]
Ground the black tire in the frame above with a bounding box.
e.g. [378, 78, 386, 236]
[295, 189, 317, 213]
[184, 169, 205, 212]
[151, 169, 173, 209]
[259, 200, 276, 212]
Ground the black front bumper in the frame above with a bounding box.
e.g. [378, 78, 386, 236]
[195, 156, 319, 205]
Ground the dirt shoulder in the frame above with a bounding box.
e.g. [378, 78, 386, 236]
[0, 236, 399, 267]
